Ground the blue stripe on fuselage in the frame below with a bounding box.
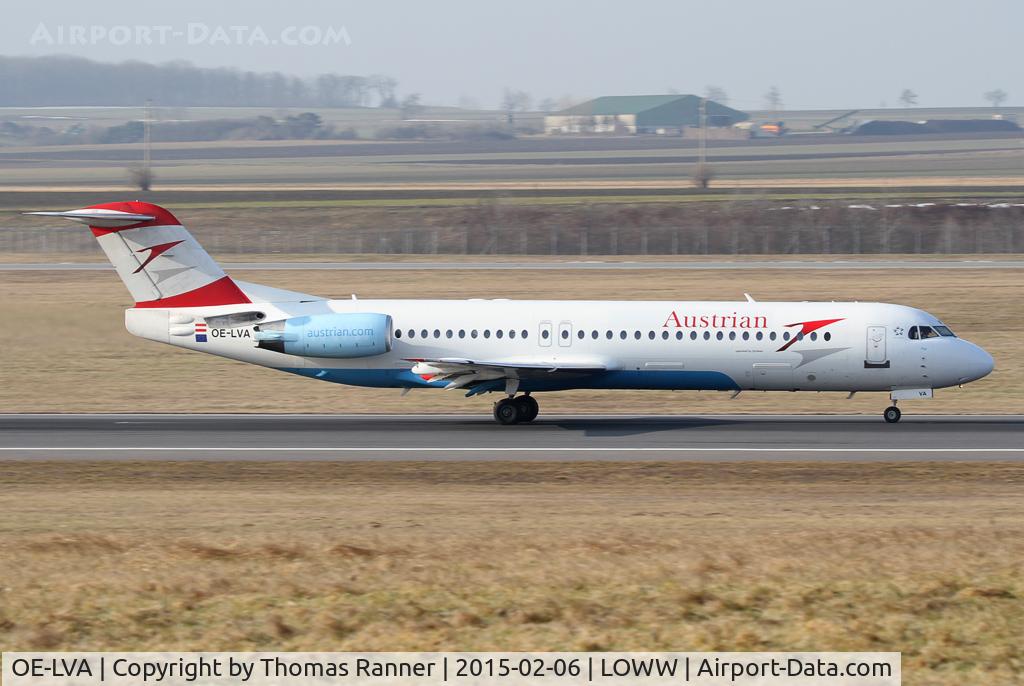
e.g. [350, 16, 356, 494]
[279, 367, 739, 392]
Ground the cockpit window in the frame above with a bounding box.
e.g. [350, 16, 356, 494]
[909, 325, 940, 340]
[933, 325, 956, 337]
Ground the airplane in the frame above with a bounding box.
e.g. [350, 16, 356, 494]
[26, 201, 994, 425]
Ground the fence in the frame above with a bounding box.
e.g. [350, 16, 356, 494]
[3, 204, 1022, 255]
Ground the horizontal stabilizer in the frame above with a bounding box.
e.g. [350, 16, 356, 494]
[24, 209, 155, 228]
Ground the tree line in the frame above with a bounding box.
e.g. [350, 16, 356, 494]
[0, 55, 399, 107]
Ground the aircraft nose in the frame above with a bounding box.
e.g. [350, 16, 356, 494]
[959, 342, 994, 384]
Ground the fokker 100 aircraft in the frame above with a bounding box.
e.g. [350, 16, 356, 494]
[28, 201, 994, 424]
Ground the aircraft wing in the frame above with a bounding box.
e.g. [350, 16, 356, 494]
[406, 356, 608, 393]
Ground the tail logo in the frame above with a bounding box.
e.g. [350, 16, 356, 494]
[133, 240, 184, 274]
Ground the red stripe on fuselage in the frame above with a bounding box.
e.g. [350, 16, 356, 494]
[134, 276, 251, 308]
[776, 318, 844, 352]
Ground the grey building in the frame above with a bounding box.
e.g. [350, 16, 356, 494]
[545, 94, 748, 135]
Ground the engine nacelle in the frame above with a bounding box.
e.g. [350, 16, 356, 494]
[254, 313, 392, 358]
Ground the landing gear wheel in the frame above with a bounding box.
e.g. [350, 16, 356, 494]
[514, 395, 539, 423]
[494, 398, 521, 425]
[883, 406, 902, 424]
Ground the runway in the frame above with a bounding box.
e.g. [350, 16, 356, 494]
[1, 413, 1022, 461]
[2, 259, 1023, 271]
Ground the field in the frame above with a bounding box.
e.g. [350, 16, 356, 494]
[0, 460, 1021, 686]
[1, 124, 1022, 190]
[1, 265, 1018, 415]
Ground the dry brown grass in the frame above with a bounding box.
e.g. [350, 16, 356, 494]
[0, 461, 1022, 686]
[0, 267, 1018, 414]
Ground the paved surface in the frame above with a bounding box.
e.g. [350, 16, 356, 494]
[1, 414, 1021, 461]
[2, 260, 1023, 272]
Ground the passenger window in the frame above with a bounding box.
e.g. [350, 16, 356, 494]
[691, 331, 697, 340]
[728, 331, 736, 341]
[769, 332, 777, 341]
[716, 331, 723, 340]
[408, 329, 416, 339]
[592, 330, 598, 339]
[810, 332, 817, 341]
[496, 330, 503, 339]
[561, 329, 569, 340]
[783, 332, 790, 341]
[577, 330, 584, 339]
[446, 330, 453, 338]
[703, 331, 711, 340]
[675, 331, 683, 340]
[421, 329, 428, 338]
[620, 331, 627, 340]
[471, 330, 478, 339]
[648, 331, 656, 340]
[484, 329, 491, 339]
[459, 329, 466, 338]
[743, 331, 750, 340]
[756, 331, 763, 340]
[433, 329, 440, 338]
[509, 330, 516, 339]
[541, 329, 549, 339]
[661, 331, 669, 340]
[395, 329, 402, 338]
[823, 332, 831, 341]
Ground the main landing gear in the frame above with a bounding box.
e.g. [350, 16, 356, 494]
[493, 394, 539, 425]
[883, 403, 902, 424]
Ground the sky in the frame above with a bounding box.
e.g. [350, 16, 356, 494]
[3, 0, 1021, 110]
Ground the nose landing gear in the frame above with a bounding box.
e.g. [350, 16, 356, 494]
[493, 394, 539, 425]
[883, 404, 902, 423]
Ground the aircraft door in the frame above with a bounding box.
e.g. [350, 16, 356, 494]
[865, 325, 889, 367]
[539, 320, 553, 347]
[558, 321, 572, 347]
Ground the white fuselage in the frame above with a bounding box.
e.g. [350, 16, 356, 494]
[126, 297, 994, 396]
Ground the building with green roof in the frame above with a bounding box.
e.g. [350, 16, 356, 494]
[544, 94, 747, 135]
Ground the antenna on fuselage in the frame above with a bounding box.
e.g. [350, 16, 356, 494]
[744, 293, 756, 303]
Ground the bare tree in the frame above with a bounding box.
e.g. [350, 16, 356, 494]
[501, 88, 532, 124]
[899, 88, 918, 107]
[692, 163, 714, 189]
[369, 75, 398, 108]
[0, 55, 405, 108]
[128, 167, 154, 191]
[984, 88, 1008, 108]
[399, 93, 423, 120]
[537, 97, 558, 113]
[704, 85, 728, 105]
[763, 85, 783, 112]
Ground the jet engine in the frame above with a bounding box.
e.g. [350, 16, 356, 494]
[254, 313, 392, 358]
